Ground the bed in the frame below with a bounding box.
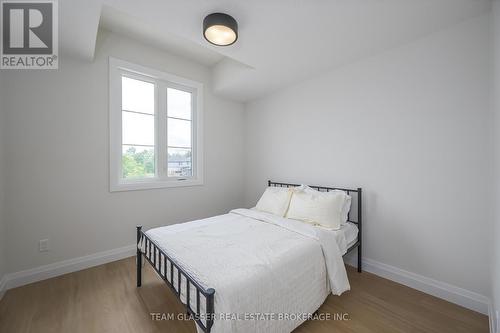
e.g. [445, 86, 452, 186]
[136, 181, 362, 333]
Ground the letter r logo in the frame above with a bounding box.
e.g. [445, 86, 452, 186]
[2, 2, 53, 54]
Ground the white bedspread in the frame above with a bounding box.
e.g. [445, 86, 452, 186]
[139, 208, 350, 333]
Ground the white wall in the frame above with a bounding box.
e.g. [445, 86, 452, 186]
[0, 72, 7, 281]
[245, 15, 492, 297]
[492, 1, 500, 330]
[0, 30, 246, 273]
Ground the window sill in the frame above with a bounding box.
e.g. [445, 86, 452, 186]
[110, 178, 203, 192]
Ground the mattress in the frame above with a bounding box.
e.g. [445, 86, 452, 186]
[321, 222, 359, 255]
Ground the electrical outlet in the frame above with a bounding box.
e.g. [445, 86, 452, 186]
[39, 239, 49, 252]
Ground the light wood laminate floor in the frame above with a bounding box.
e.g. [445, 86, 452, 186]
[0, 257, 489, 333]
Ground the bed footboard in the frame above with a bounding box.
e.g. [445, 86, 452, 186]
[136, 225, 215, 333]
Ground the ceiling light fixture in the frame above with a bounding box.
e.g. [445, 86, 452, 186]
[203, 13, 238, 46]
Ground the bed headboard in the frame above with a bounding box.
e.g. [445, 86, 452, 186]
[267, 180, 362, 227]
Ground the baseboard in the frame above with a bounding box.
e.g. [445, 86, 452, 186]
[0, 274, 7, 301]
[345, 256, 490, 315]
[489, 302, 497, 333]
[3, 244, 136, 291]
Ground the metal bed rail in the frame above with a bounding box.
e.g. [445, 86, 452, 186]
[136, 226, 215, 332]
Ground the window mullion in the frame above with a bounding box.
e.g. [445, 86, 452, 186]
[157, 82, 167, 179]
[191, 90, 196, 180]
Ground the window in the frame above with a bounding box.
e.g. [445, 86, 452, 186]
[109, 58, 203, 191]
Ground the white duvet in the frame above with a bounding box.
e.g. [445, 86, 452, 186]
[139, 208, 350, 333]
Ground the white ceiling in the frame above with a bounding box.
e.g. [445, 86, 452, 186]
[62, 0, 491, 102]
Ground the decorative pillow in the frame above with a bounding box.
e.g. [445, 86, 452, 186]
[255, 187, 293, 217]
[286, 186, 346, 230]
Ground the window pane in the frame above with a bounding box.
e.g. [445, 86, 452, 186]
[167, 88, 191, 120]
[122, 145, 155, 179]
[122, 111, 154, 146]
[168, 118, 191, 148]
[168, 148, 192, 177]
[122, 76, 154, 114]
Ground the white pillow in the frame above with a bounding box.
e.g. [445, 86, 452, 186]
[303, 187, 352, 225]
[286, 187, 346, 230]
[255, 187, 293, 217]
[332, 190, 351, 225]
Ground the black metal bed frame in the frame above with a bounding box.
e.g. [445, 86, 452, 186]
[136, 180, 362, 333]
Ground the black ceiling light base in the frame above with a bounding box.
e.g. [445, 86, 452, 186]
[203, 13, 238, 46]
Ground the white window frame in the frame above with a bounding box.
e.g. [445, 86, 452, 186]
[109, 57, 204, 192]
